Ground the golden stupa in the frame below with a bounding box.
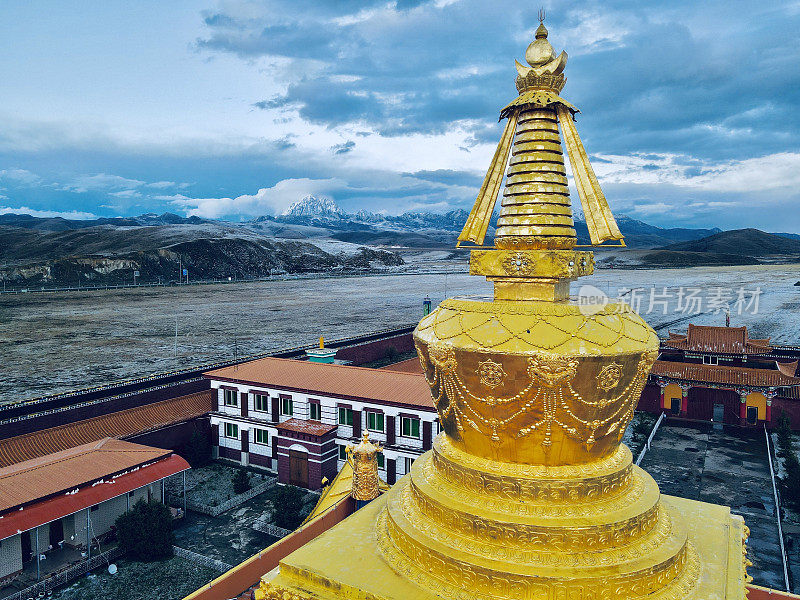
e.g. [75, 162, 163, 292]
[256, 16, 750, 600]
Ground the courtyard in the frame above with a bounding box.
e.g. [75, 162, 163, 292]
[639, 421, 786, 590]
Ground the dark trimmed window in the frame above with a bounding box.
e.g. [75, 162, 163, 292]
[367, 411, 384, 432]
[254, 394, 269, 412]
[401, 417, 420, 438]
[223, 389, 238, 407]
[338, 407, 353, 426]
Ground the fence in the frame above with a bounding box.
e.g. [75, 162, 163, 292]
[172, 546, 232, 573]
[166, 479, 276, 517]
[635, 412, 665, 466]
[764, 424, 791, 592]
[5, 546, 124, 600]
[251, 522, 292, 539]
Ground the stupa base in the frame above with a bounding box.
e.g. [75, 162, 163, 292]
[259, 483, 748, 600]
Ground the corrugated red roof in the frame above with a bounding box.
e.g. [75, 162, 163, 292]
[379, 358, 423, 374]
[0, 390, 212, 468]
[205, 358, 434, 410]
[0, 438, 175, 514]
[666, 324, 772, 355]
[277, 418, 337, 436]
[651, 360, 800, 388]
[0, 453, 188, 541]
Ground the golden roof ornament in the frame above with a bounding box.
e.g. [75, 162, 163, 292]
[458, 10, 623, 294]
[346, 433, 382, 501]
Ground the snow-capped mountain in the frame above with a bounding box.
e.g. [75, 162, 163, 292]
[284, 195, 345, 218]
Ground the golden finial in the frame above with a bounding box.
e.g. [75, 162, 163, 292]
[346, 433, 383, 501]
[319, 335, 324, 349]
[536, 8, 547, 38]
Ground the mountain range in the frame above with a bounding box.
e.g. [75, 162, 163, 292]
[1, 195, 798, 287]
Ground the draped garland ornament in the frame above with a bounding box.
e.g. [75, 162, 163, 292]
[422, 343, 657, 449]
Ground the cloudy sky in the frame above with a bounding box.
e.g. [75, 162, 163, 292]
[1, 0, 799, 231]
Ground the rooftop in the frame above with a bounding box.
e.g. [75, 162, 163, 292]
[651, 360, 800, 388]
[379, 357, 423, 374]
[666, 324, 772, 355]
[0, 437, 173, 514]
[277, 418, 338, 436]
[205, 357, 434, 410]
[0, 390, 213, 467]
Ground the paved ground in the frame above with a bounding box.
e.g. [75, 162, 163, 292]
[49, 557, 219, 600]
[640, 421, 785, 590]
[172, 481, 315, 566]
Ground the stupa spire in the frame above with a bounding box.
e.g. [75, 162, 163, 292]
[458, 14, 623, 302]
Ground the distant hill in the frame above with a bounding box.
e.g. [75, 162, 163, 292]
[637, 250, 761, 268]
[0, 212, 207, 231]
[0, 223, 403, 287]
[661, 228, 800, 256]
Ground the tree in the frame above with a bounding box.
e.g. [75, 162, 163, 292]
[183, 429, 211, 467]
[781, 452, 800, 510]
[115, 500, 174, 561]
[268, 485, 305, 530]
[232, 468, 251, 495]
[777, 413, 794, 459]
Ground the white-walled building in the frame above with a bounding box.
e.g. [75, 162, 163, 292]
[0, 438, 189, 583]
[204, 357, 438, 489]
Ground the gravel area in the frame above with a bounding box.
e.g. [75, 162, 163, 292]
[48, 557, 219, 600]
[165, 462, 273, 508]
[2, 265, 798, 402]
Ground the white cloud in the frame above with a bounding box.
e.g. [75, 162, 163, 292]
[110, 189, 142, 199]
[61, 173, 146, 193]
[0, 168, 42, 186]
[146, 181, 180, 189]
[166, 177, 347, 219]
[591, 151, 800, 195]
[0, 206, 97, 219]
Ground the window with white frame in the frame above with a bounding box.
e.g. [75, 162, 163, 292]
[367, 411, 385, 432]
[281, 396, 293, 416]
[703, 355, 719, 365]
[338, 444, 347, 460]
[309, 402, 321, 421]
[401, 416, 420, 438]
[224, 422, 239, 438]
[254, 393, 269, 412]
[404, 456, 414, 473]
[377, 453, 385, 469]
[338, 406, 353, 426]
[223, 389, 238, 407]
[254, 428, 269, 445]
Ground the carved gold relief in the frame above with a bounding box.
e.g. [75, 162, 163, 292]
[477, 358, 506, 388]
[598, 362, 624, 391]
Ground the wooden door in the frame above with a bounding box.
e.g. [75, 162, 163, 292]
[289, 449, 308, 487]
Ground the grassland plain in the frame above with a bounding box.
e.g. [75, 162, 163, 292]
[1, 264, 798, 402]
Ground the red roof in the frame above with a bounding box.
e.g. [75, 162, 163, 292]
[205, 357, 435, 410]
[651, 360, 800, 388]
[0, 438, 176, 513]
[277, 418, 337, 436]
[379, 358, 423, 374]
[0, 390, 212, 468]
[666, 325, 772, 355]
[0, 452, 188, 541]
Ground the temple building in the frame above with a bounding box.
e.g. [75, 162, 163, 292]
[204, 358, 438, 489]
[640, 324, 800, 425]
[0, 438, 188, 584]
